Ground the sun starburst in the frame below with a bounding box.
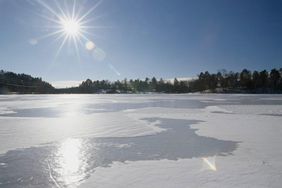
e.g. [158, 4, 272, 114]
[35, 0, 103, 59]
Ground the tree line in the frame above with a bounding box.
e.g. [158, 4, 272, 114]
[58, 68, 282, 94]
[189, 68, 282, 93]
[1, 68, 282, 94]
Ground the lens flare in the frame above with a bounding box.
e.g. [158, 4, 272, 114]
[85, 41, 95, 50]
[202, 157, 217, 171]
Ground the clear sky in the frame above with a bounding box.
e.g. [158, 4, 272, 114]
[0, 0, 282, 86]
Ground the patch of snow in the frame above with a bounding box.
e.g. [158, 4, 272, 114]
[204, 106, 233, 113]
[0, 107, 16, 115]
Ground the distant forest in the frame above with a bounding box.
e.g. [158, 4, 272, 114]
[0, 70, 54, 94]
[1, 68, 282, 94]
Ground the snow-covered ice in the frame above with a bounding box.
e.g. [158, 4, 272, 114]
[0, 94, 281, 188]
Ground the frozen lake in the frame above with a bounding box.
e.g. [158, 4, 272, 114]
[0, 94, 282, 188]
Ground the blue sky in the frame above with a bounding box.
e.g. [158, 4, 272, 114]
[0, 0, 282, 86]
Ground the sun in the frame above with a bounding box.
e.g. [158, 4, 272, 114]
[36, 0, 103, 59]
[60, 18, 81, 37]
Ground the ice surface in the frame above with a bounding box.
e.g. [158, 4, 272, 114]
[0, 118, 238, 188]
[0, 94, 282, 187]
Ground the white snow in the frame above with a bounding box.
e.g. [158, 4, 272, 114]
[0, 107, 16, 115]
[80, 95, 282, 188]
[0, 94, 282, 187]
[203, 105, 233, 113]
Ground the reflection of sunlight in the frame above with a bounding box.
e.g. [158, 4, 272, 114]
[59, 96, 86, 117]
[202, 156, 217, 171]
[56, 138, 86, 186]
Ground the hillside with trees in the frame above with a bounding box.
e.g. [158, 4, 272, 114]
[0, 70, 55, 94]
[1, 68, 282, 94]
